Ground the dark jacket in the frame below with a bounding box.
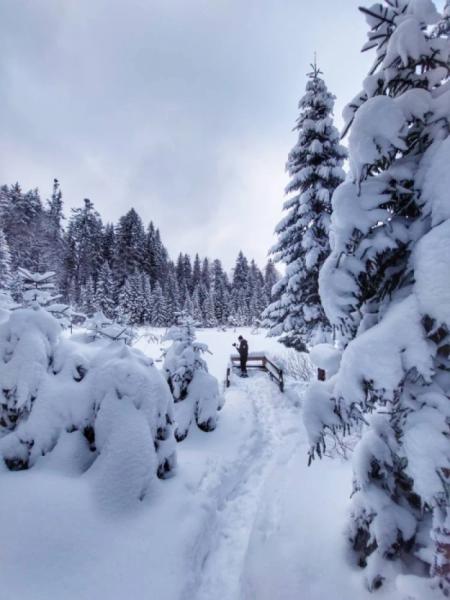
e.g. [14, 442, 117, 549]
[238, 338, 248, 359]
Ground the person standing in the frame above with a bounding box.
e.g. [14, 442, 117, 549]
[233, 335, 249, 377]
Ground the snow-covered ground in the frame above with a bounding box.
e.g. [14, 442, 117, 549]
[0, 328, 433, 599]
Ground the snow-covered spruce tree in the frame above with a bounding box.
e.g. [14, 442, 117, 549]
[19, 267, 60, 307]
[150, 281, 167, 326]
[0, 228, 13, 313]
[114, 208, 145, 286]
[79, 276, 96, 317]
[263, 259, 279, 305]
[263, 63, 346, 350]
[62, 198, 104, 303]
[304, 1, 450, 593]
[94, 262, 116, 319]
[163, 313, 223, 441]
[211, 259, 229, 325]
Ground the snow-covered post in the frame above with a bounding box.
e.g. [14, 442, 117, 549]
[163, 312, 223, 441]
[309, 343, 341, 382]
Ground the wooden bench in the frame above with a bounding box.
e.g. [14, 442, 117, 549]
[226, 353, 284, 392]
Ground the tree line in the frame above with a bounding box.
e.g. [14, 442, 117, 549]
[0, 181, 279, 327]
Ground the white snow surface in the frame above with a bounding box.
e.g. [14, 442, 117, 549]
[0, 328, 438, 600]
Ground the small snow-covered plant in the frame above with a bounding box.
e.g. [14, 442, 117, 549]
[88, 343, 177, 508]
[46, 302, 85, 330]
[227, 315, 238, 331]
[251, 318, 262, 335]
[18, 268, 83, 330]
[0, 303, 61, 433]
[18, 267, 60, 307]
[163, 313, 223, 441]
[283, 348, 315, 382]
[85, 311, 135, 345]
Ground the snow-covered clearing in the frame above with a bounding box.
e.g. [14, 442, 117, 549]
[0, 329, 426, 599]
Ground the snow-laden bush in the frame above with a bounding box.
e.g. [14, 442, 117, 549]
[90, 342, 176, 483]
[163, 315, 223, 441]
[268, 348, 314, 382]
[0, 304, 177, 507]
[0, 305, 61, 432]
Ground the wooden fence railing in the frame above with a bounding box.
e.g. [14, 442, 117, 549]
[226, 353, 284, 392]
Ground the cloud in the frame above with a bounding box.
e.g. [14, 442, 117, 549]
[0, 0, 372, 269]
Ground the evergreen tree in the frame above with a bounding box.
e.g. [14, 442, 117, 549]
[263, 62, 346, 350]
[141, 273, 153, 324]
[202, 289, 217, 327]
[41, 179, 66, 276]
[144, 222, 169, 286]
[0, 183, 44, 271]
[165, 266, 180, 325]
[191, 285, 203, 324]
[63, 198, 104, 302]
[201, 257, 211, 290]
[102, 223, 116, 265]
[94, 262, 116, 319]
[163, 314, 223, 440]
[183, 254, 193, 294]
[183, 292, 194, 318]
[150, 281, 167, 327]
[211, 259, 228, 324]
[305, 1, 450, 592]
[0, 228, 12, 292]
[231, 251, 250, 323]
[79, 276, 96, 316]
[248, 260, 266, 321]
[263, 259, 279, 303]
[114, 208, 145, 285]
[116, 273, 145, 325]
[192, 254, 202, 291]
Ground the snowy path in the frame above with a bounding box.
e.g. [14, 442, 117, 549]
[183, 373, 291, 600]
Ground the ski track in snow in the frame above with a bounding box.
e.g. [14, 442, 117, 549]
[182, 372, 300, 600]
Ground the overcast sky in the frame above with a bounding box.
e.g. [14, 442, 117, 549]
[0, 0, 406, 269]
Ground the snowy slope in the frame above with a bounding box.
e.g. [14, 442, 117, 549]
[0, 329, 436, 600]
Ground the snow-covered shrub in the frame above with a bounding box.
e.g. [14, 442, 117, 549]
[90, 342, 176, 477]
[18, 267, 60, 307]
[163, 314, 223, 441]
[85, 311, 135, 344]
[18, 268, 80, 329]
[0, 307, 177, 508]
[88, 343, 177, 508]
[305, 1, 450, 594]
[0, 318, 96, 470]
[0, 305, 61, 433]
[270, 349, 314, 383]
